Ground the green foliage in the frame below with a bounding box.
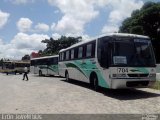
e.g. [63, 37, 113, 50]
[130, 26, 144, 35]
[0, 59, 3, 66]
[152, 81, 160, 90]
[120, 2, 160, 37]
[40, 36, 82, 56]
[119, 2, 160, 63]
[141, 2, 156, 10]
[21, 55, 30, 60]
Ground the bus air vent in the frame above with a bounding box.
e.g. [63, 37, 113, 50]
[127, 74, 149, 77]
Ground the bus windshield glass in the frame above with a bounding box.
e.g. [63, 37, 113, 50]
[111, 38, 156, 67]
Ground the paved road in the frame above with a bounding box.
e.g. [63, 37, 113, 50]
[0, 73, 160, 114]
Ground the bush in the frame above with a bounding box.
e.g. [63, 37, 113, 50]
[152, 81, 160, 90]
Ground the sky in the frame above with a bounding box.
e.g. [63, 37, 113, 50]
[0, 0, 159, 59]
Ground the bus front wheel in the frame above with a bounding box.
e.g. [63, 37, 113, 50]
[90, 74, 99, 91]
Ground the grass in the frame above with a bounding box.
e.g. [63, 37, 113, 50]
[152, 80, 160, 90]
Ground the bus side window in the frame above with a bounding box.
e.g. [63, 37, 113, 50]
[61, 53, 62, 61]
[49, 58, 54, 65]
[51, 58, 54, 65]
[38, 59, 42, 65]
[86, 44, 92, 57]
[37, 59, 40, 65]
[71, 49, 74, 59]
[83, 45, 86, 58]
[63, 52, 66, 61]
[69, 50, 71, 60]
[60, 53, 63, 61]
[66, 51, 69, 60]
[102, 43, 109, 68]
[74, 48, 78, 59]
[35, 60, 37, 66]
[31, 60, 34, 66]
[11, 63, 14, 69]
[47, 59, 49, 65]
[78, 47, 83, 58]
[91, 42, 95, 57]
[98, 37, 110, 68]
[59, 53, 61, 61]
[55, 57, 58, 64]
[43, 59, 46, 65]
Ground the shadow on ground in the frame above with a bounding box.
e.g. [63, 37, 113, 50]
[33, 74, 63, 78]
[61, 79, 160, 100]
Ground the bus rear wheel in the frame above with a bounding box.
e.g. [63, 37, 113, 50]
[39, 70, 42, 76]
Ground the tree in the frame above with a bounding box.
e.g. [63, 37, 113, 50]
[130, 26, 144, 35]
[0, 58, 3, 67]
[41, 36, 81, 56]
[22, 54, 30, 60]
[119, 2, 160, 63]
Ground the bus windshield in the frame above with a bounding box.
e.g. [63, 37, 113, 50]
[111, 38, 156, 67]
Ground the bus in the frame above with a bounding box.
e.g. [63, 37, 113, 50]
[58, 33, 156, 90]
[2, 61, 30, 75]
[30, 55, 59, 76]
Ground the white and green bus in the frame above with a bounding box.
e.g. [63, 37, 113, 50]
[30, 55, 59, 76]
[58, 33, 156, 90]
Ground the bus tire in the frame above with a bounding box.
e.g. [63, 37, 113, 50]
[65, 71, 70, 82]
[39, 70, 42, 76]
[90, 73, 99, 91]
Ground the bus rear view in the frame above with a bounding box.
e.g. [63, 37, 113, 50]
[99, 35, 156, 89]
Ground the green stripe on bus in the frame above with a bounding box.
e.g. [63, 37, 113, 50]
[65, 60, 109, 88]
[39, 65, 58, 73]
[65, 63, 88, 78]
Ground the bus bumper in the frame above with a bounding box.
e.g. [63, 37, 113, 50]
[111, 78, 156, 89]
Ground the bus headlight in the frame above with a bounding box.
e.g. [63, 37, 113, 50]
[112, 74, 126, 78]
[149, 74, 156, 78]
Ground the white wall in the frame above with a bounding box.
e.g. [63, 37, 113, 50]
[156, 64, 160, 73]
[156, 64, 160, 80]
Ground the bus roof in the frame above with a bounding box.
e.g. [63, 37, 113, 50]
[31, 55, 59, 60]
[59, 33, 149, 52]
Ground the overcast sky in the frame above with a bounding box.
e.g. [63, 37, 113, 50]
[0, 0, 159, 59]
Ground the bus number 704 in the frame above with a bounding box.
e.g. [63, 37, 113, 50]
[117, 68, 128, 73]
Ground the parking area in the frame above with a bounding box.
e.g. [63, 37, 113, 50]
[0, 73, 160, 114]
